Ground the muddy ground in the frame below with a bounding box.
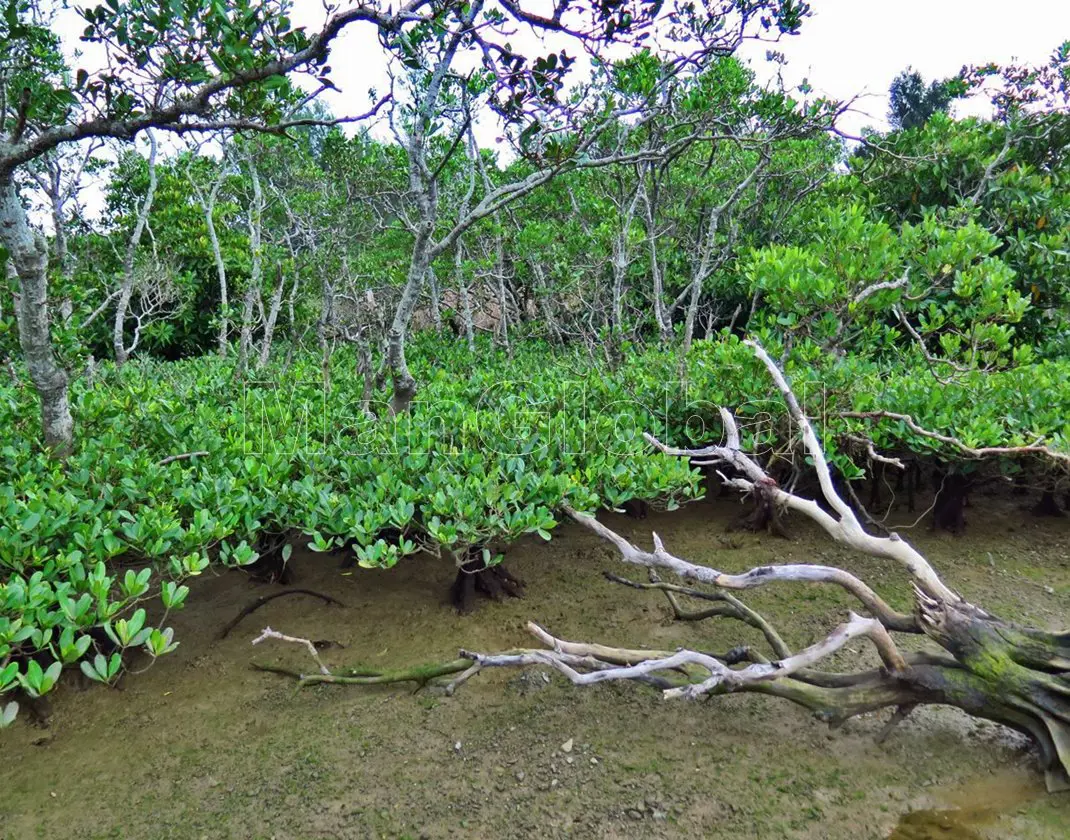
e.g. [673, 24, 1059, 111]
[1, 492, 1069, 839]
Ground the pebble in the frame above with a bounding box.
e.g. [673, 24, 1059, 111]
[1044, 586, 1055, 595]
[590, 757, 598, 765]
[561, 738, 573, 753]
[454, 741, 462, 752]
[515, 770, 526, 782]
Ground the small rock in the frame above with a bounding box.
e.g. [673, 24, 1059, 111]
[652, 810, 667, 821]
[566, 757, 574, 765]
[561, 738, 574, 753]
[627, 809, 644, 820]
[454, 741, 462, 752]
[515, 770, 526, 782]
[1044, 586, 1055, 595]
[590, 757, 598, 765]
[551, 779, 559, 789]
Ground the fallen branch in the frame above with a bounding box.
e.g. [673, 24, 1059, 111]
[251, 627, 331, 675]
[219, 589, 345, 639]
[243, 338, 1070, 791]
[295, 658, 474, 688]
[567, 505, 917, 632]
[603, 571, 792, 658]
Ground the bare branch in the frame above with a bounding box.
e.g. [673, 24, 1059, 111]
[565, 505, 917, 632]
[842, 409, 1070, 467]
[251, 627, 330, 675]
[852, 269, 909, 305]
[156, 451, 209, 466]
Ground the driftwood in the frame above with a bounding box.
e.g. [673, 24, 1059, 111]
[251, 339, 1070, 793]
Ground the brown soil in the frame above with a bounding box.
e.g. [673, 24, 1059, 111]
[1, 492, 1068, 839]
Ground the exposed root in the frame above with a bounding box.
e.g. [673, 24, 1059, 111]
[735, 478, 790, 537]
[218, 589, 345, 639]
[932, 471, 970, 534]
[875, 703, 917, 744]
[1032, 490, 1066, 518]
[450, 556, 525, 613]
[246, 532, 297, 583]
[618, 499, 649, 519]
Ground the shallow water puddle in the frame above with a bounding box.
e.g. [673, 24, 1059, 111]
[888, 768, 1048, 838]
[888, 808, 990, 839]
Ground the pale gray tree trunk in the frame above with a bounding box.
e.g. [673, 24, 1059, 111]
[454, 243, 475, 351]
[200, 172, 230, 357]
[187, 149, 232, 357]
[384, 5, 474, 414]
[43, 163, 73, 322]
[682, 151, 769, 355]
[113, 131, 158, 367]
[386, 229, 429, 414]
[318, 274, 336, 394]
[426, 265, 443, 332]
[30, 145, 101, 324]
[492, 226, 510, 352]
[0, 176, 73, 453]
[610, 183, 642, 340]
[236, 150, 264, 377]
[530, 261, 563, 346]
[641, 181, 673, 342]
[256, 262, 286, 369]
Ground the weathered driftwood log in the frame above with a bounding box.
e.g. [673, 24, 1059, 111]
[252, 339, 1070, 792]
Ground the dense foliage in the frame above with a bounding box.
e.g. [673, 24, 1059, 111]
[0, 0, 1067, 728]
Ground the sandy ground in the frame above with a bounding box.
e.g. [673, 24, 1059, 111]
[1, 492, 1068, 839]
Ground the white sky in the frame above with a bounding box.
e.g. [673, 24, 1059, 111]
[285, 0, 1070, 138]
[48, 0, 1070, 221]
[735, 0, 1070, 134]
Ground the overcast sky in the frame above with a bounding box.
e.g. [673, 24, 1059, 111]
[49, 0, 1070, 221]
[283, 0, 1070, 139]
[736, 0, 1070, 133]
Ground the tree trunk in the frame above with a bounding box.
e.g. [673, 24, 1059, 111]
[256, 262, 286, 369]
[427, 265, 443, 332]
[113, 131, 158, 368]
[642, 181, 673, 343]
[45, 164, 74, 323]
[0, 177, 73, 453]
[531, 261, 563, 346]
[318, 275, 335, 394]
[455, 243, 475, 352]
[205, 180, 229, 357]
[611, 237, 627, 340]
[493, 227, 510, 352]
[236, 150, 265, 378]
[387, 238, 428, 414]
[236, 284, 258, 378]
